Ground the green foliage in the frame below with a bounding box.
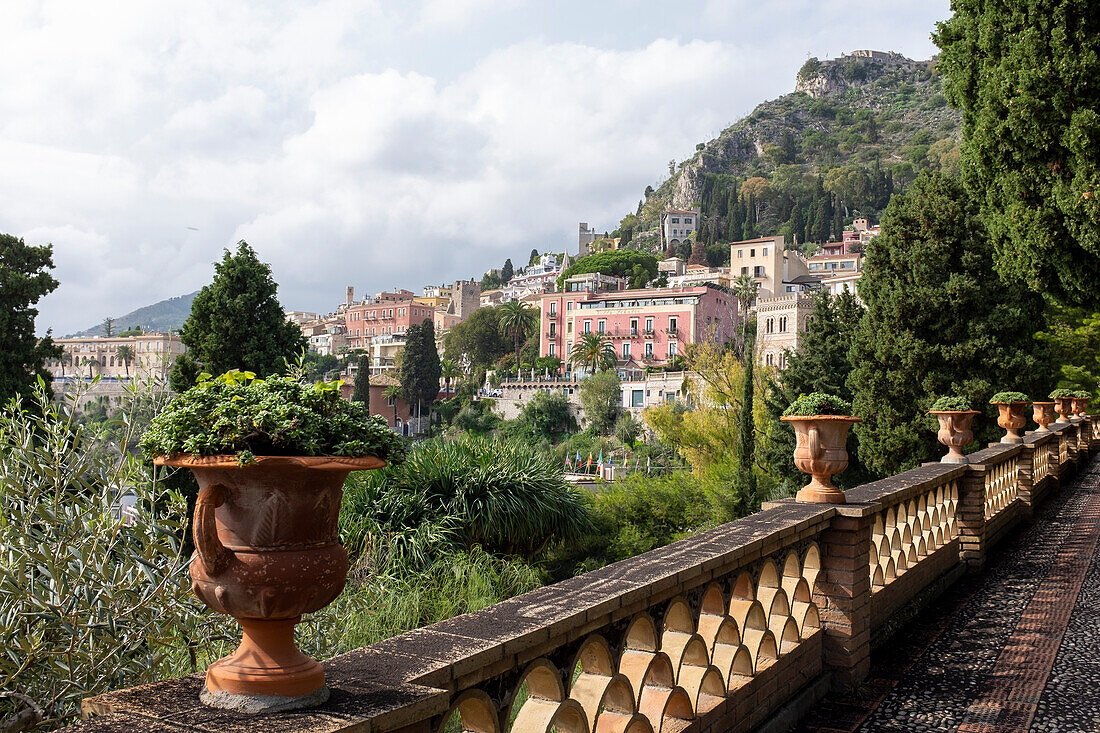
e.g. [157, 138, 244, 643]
[579, 370, 621, 435]
[797, 57, 821, 82]
[1073, 390, 1090, 400]
[736, 348, 756, 507]
[341, 436, 593, 565]
[140, 370, 405, 462]
[501, 258, 514, 282]
[935, 2, 1100, 307]
[614, 412, 643, 446]
[1049, 388, 1077, 400]
[783, 392, 852, 416]
[497, 300, 538, 376]
[569, 333, 617, 374]
[452, 400, 501, 434]
[0, 234, 62, 403]
[352, 355, 371, 402]
[1035, 303, 1100, 401]
[170, 241, 306, 390]
[990, 391, 1029, 404]
[504, 391, 573, 441]
[556, 250, 658, 290]
[444, 306, 511, 370]
[0, 382, 194, 725]
[848, 172, 1051, 476]
[399, 320, 442, 414]
[930, 396, 973, 412]
[480, 271, 502, 291]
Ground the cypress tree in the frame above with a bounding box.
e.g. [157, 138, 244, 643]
[352, 354, 370, 402]
[501, 258, 514, 282]
[736, 349, 757, 511]
[848, 172, 1051, 477]
[398, 319, 442, 427]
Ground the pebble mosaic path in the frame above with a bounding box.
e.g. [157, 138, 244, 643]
[796, 456, 1100, 733]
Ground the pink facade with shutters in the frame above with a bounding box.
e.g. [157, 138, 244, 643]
[539, 285, 738, 370]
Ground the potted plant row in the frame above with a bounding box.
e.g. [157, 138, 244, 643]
[781, 392, 859, 504]
[1050, 388, 1077, 423]
[140, 370, 406, 713]
[928, 396, 978, 463]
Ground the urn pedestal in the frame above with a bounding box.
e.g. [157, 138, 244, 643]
[930, 410, 979, 463]
[1033, 402, 1056, 433]
[994, 402, 1030, 444]
[156, 455, 385, 713]
[781, 415, 860, 504]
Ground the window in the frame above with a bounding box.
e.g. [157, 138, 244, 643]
[685, 217, 692, 224]
[567, 320, 573, 334]
[567, 301, 573, 311]
[741, 266, 748, 275]
[766, 353, 774, 366]
[671, 217, 680, 224]
[387, 395, 396, 406]
[669, 317, 677, 334]
[549, 302, 557, 315]
[598, 320, 606, 333]
[779, 316, 788, 332]
[549, 343, 555, 356]
[631, 389, 644, 408]
[668, 341, 677, 358]
[737, 250, 743, 258]
[584, 320, 591, 334]
[763, 247, 768, 255]
[766, 318, 773, 334]
[630, 318, 638, 335]
[779, 353, 788, 369]
[754, 265, 766, 277]
[644, 342, 653, 358]
[645, 317, 653, 332]
[549, 322, 556, 337]
[750, 248, 756, 257]
[622, 343, 631, 359]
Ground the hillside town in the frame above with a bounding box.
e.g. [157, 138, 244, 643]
[49, 214, 879, 435]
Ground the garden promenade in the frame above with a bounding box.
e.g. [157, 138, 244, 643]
[69, 418, 1098, 733]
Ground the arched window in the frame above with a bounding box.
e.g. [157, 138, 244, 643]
[766, 318, 774, 334]
[779, 316, 788, 332]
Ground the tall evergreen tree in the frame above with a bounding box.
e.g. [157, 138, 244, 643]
[935, 1, 1100, 307]
[352, 354, 371, 402]
[0, 234, 62, 402]
[398, 319, 442, 424]
[170, 241, 306, 391]
[501, 258, 514, 283]
[735, 345, 757, 511]
[848, 172, 1051, 477]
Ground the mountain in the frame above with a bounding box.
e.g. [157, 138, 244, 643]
[69, 291, 198, 337]
[617, 50, 961, 259]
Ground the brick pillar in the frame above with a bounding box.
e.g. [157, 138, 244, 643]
[814, 509, 873, 687]
[957, 466, 988, 572]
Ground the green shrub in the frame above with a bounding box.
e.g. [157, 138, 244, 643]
[783, 392, 852, 416]
[1072, 390, 1091, 399]
[140, 370, 405, 464]
[1049, 388, 1077, 399]
[930, 395, 973, 411]
[989, 391, 1029, 404]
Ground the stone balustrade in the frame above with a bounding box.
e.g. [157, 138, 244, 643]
[72, 418, 1097, 733]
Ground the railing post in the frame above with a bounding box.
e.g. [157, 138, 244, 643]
[815, 507, 874, 687]
[956, 465, 988, 571]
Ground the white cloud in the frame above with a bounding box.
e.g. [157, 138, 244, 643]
[0, 0, 950, 335]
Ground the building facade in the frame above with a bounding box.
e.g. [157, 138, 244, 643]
[756, 294, 816, 370]
[344, 296, 438, 350]
[661, 209, 700, 251]
[728, 235, 810, 298]
[48, 332, 185, 381]
[539, 284, 737, 372]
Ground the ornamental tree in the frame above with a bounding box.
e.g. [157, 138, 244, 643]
[170, 241, 305, 391]
[398, 319, 441, 423]
[847, 172, 1051, 476]
[0, 233, 62, 402]
[935, 2, 1100, 306]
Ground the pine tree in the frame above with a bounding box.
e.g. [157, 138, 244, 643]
[848, 172, 1051, 476]
[352, 354, 370, 402]
[0, 234, 62, 402]
[687, 239, 707, 266]
[935, 2, 1100, 307]
[501, 258, 514, 283]
[170, 241, 306, 391]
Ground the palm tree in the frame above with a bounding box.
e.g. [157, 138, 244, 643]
[496, 300, 537, 377]
[732, 274, 760, 350]
[383, 384, 402, 427]
[116, 345, 135, 379]
[569, 333, 617, 374]
[440, 358, 461, 394]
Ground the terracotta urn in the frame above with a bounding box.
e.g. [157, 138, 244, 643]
[994, 402, 1030, 444]
[1032, 402, 1056, 433]
[1053, 397, 1073, 423]
[930, 410, 980, 464]
[780, 415, 861, 503]
[1072, 396, 1090, 417]
[155, 454, 385, 713]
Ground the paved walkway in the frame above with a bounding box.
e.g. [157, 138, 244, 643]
[797, 456, 1100, 733]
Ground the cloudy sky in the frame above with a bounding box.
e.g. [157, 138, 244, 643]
[1, 0, 949, 336]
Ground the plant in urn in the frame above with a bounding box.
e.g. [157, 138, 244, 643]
[781, 393, 860, 504]
[1050, 388, 1076, 423]
[141, 370, 405, 713]
[989, 391, 1030, 444]
[929, 396, 979, 464]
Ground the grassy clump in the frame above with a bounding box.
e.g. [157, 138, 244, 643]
[783, 392, 852, 417]
[990, 391, 1029, 404]
[930, 396, 973, 411]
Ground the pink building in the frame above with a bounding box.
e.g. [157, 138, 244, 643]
[539, 284, 738, 373]
[344, 297, 438, 350]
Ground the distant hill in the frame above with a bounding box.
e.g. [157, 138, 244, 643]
[617, 50, 961, 259]
[69, 291, 198, 337]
